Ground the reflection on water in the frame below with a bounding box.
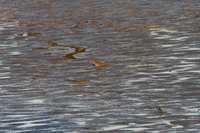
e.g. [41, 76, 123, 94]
[63, 47, 86, 59]
[0, 0, 200, 132]
[42, 41, 86, 59]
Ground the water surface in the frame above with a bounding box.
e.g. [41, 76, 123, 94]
[0, 0, 200, 132]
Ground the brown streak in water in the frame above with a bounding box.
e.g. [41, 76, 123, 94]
[139, 3, 151, 5]
[64, 79, 90, 82]
[65, 88, 78, 90]
[43, 41, 86, 59]
[133, 25, 158, 29]
[88, 89, 104, 93]
[44, 41, 65, 47]
[76, 71, 92, 74]
[27, 32, 42, 36]
[107, 75, 124, 78]
[20, 22, 40, 27]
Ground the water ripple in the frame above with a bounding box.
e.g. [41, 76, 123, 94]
[1, 0, 200, 132]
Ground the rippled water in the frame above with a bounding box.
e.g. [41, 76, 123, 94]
[1, 0, 200, 132]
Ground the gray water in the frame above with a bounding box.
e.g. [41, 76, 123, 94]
[0, 0, 200, 132]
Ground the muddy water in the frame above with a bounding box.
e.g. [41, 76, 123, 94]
[0, 0, 200, 132]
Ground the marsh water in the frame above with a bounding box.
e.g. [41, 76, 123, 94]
[0, 0, 200, 132]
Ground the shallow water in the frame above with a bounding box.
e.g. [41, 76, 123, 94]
[0, 0, 200, 132]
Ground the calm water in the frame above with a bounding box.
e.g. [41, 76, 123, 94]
[1, 0, 200, 132]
